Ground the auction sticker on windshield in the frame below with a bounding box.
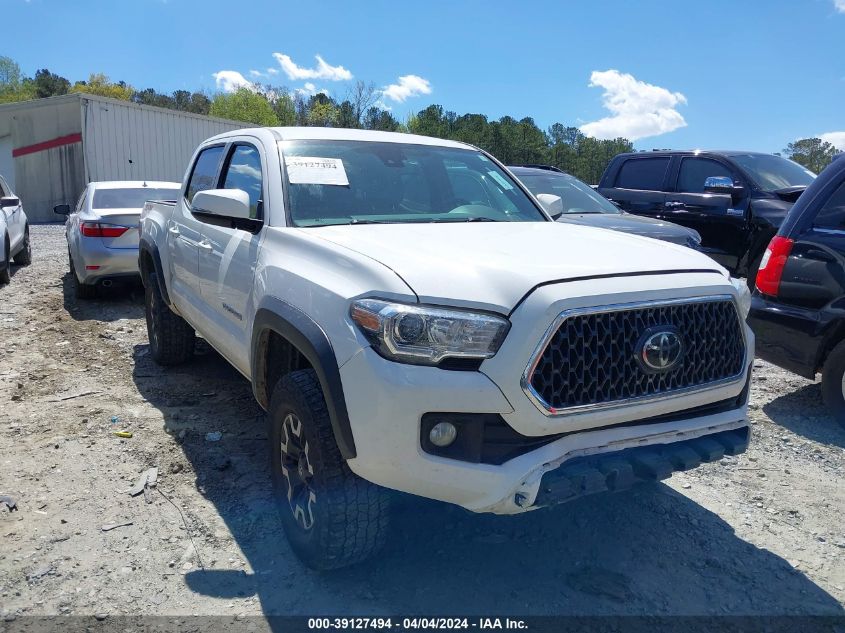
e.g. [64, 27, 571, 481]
[286, 156, 350, 186]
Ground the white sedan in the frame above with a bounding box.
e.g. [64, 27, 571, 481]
[55, 180, 180, 299]
[0, 174, 31, 285]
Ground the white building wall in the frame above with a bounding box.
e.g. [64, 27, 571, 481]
[81, 96, 245, 184]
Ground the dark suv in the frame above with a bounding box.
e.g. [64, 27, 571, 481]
[598, 151, 817, 284]
[748, 155, 845, 424]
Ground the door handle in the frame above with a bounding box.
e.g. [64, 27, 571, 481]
[168, 226, 180, 236]
[664, 201, 683, 209]
[198, 240, 213, 252]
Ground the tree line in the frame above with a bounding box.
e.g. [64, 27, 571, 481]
[0, 56, 840, 182]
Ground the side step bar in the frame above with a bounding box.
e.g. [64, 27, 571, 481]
[532, 427, 749, 508]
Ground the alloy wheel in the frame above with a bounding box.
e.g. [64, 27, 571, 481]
[279, 412, 316, 530]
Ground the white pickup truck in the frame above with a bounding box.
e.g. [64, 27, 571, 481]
[139, 127, 754, 569]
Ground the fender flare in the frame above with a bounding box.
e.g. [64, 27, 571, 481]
[138, 236, 171, 306]
[251, 297, 356, 460]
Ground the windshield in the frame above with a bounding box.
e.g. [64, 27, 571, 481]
[517, 172, 621, 215]
[280, 140, 547, 226]
[92, 187, 180, 210]
[729, 154, 816, 191]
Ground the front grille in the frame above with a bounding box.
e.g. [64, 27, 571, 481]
[526, 297, 746, 413]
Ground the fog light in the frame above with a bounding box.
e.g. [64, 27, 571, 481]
[429, 421, 457, 447]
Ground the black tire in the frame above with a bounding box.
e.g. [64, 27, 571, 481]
[821, 340, 845, 428]
[144, 271, 195, 365]
[0, 234, 9, 285]
[69, 254, 97, 300]
[13, 225, 31, 265]
[269, 369, 390, 570]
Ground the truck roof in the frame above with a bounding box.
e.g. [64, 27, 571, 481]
[613, 150, 776, 159]
[205, 126, 477, 151]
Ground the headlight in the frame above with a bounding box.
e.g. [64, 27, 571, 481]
[350, 299, 510, 365]
[730, 277, 751, 319]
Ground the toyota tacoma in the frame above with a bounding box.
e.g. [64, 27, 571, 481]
[139, 128, 754, 569]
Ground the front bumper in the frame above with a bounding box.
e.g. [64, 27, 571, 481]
[341, 273, 754, 514]
[74, 241, 140, 284]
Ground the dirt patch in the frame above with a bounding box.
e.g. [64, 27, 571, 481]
[0, 225, 843, 617]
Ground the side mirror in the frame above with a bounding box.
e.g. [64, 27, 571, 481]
[191, 189, 251, 220]
[1, 196, 20, 209]
[53, 203, 71, 215]
[536, 193, 564, 219]
[704, 176, 744, 196]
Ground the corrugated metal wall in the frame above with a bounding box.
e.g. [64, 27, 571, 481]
[82, 97, 245, 184]
[0, 96, 86, 222]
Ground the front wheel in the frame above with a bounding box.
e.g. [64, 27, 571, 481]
[821, 340, 845, 429]
[269, 369, 390, 570]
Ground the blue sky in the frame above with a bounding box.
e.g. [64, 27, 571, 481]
[6, 0, 845, 152]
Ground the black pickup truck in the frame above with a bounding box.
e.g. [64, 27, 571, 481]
[597, 150, 816, 284]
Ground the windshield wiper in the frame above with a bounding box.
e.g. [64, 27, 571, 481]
[436, 216, 499, 223]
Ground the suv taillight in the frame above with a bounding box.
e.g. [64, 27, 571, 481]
[755, 236, 794, 297]
[81, 222, 129, 238]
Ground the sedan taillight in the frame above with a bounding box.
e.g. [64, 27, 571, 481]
[755, 236, 794, 297]
[80, 222, 129, 238]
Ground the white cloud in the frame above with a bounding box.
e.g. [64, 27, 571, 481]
[272, 53, 352, 81]
[820, 131, 845, 150]
[382, 75, 432, 103]
[248, 69, 264, 78]
[835, 0, 845, 13]
[267, 67, 279, 75]
[580, 70, 687, 141]
[212, 70, 255, 93]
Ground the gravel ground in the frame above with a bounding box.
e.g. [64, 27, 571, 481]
[0, 225, 843, 618]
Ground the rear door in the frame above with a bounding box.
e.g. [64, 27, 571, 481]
[599, 156, 670, 218]
[664, 156, 748, 270]
[196, 141, 266, 373]
[779, 174, 845, 310]
[170, 145, 225, 318]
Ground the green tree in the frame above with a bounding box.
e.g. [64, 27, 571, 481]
[269, 91, 297, 126]
[209, 88, 279, 126]
[33, 69, 70, 98]
[0, 56, 35, 103]
[784, 138, 837, 174]
[362, 107, 400, 132]
[70, 73, 134, 100]
[306, 94, 338, 127]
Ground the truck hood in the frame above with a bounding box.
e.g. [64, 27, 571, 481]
[557, 213, 700, 246]
[308, 222, 724, 313]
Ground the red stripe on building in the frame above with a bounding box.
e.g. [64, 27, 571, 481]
[12, 133, 83, 158]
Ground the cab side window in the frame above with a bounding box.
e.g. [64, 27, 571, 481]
[615, 157, 670, 191]
[813, 179, 845, 230]
[220, 145, 263, 219]
[186, 146, 225, 204]
[677, 158, 734, 193]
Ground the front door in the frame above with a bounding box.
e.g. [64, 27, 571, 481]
[197, 142, 265, 374]
[665, 157, 749, 270]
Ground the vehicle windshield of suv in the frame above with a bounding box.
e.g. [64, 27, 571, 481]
[729, 154, 816, 191]
[280, 140, 548, 226]
[92, 187, 180, 209]
[518, 172, 622, 215]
